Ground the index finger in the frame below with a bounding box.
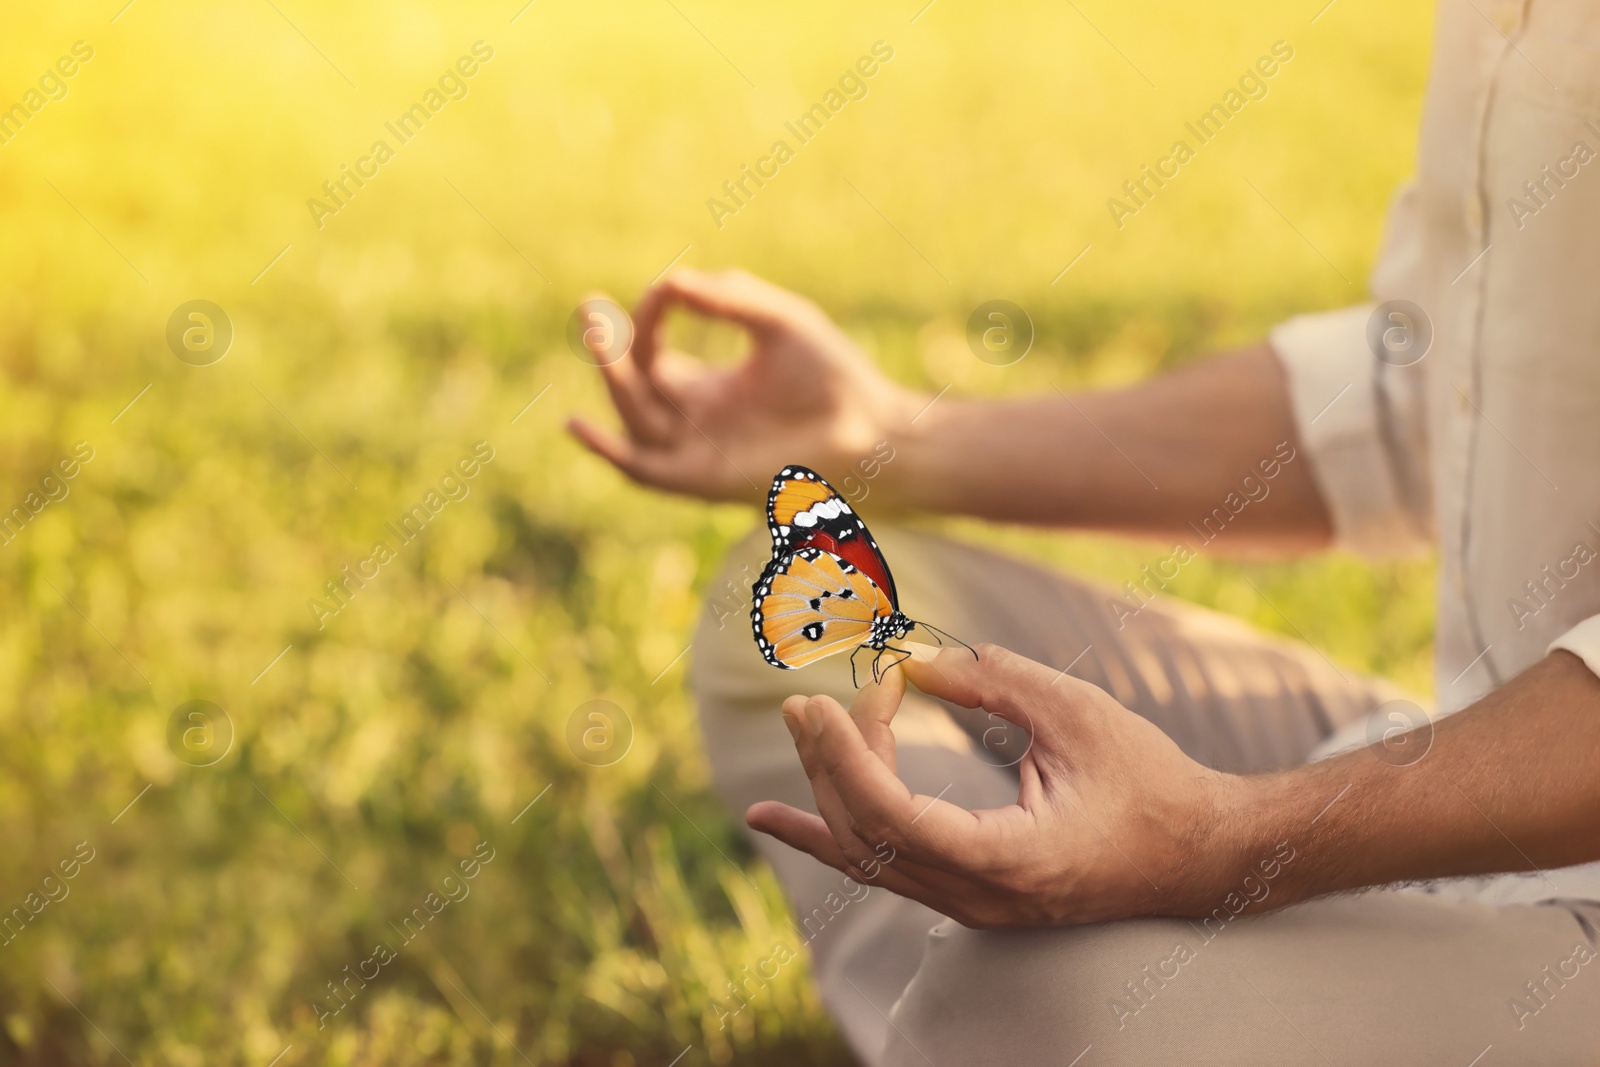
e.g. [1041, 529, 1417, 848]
[631, 268, 812, 372]
[848, 656, 906, 769]
[803, 692, 988, 867]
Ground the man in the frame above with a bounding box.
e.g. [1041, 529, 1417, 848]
[568, 0, 1600, 1061]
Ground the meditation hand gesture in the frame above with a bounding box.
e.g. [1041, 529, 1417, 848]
[568, 268, 920, 504]
[746, 644, 1237, 928]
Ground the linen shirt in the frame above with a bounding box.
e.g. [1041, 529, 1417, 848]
[1273, 0, 1600, 904]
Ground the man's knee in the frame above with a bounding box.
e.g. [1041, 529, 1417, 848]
[884, 916, 1202, 1066]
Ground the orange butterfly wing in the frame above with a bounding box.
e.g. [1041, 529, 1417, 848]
[751, 548, 894, 669]
[764, 465, 899, 606]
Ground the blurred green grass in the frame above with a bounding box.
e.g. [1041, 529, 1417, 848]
[0, 0, 1433, 1063]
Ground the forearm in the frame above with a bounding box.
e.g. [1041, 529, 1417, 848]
[1206, 651, 1600, 911]
[880, 343, 1333, 552]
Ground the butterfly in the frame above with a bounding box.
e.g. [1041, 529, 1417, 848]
[749, 464, 972, 685]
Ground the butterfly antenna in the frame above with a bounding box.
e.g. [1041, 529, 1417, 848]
[914, 622, 980, 662]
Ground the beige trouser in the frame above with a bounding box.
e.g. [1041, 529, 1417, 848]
[692, 527, 1600, 1066]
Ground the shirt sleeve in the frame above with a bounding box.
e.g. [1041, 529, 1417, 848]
[1269, 304, 1433, 558]
[1549, 616, 1600, 680]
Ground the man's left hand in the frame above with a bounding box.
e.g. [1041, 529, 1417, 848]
[745, 643, 1245, 928]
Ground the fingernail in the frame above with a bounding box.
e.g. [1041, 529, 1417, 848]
[804, 700, 825, 738]
[780, 710, 801, 742]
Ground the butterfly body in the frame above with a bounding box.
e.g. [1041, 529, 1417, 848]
[751, 465, 962, 684]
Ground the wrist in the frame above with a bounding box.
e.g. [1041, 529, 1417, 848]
[1169, 769, 1288, 917]
[873, 394, 979, 515]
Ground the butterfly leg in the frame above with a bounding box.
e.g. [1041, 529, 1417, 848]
[873, 645, 912, 682]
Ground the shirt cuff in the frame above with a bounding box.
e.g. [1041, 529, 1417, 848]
[1549, 615, 1600, 681]
[1270, 305, 1431, 558]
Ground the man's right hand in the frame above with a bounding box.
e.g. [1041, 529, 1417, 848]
[566, 268, 924, 503]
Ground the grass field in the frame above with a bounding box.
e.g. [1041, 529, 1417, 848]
[0, 1, 1435, 1063]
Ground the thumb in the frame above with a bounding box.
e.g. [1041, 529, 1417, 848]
[903, 642, 1070, 750]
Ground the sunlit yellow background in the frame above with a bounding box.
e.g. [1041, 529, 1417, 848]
[0, 1, 1434, 1063]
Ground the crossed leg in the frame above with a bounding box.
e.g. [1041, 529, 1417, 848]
[692, 525, 1600, 1064]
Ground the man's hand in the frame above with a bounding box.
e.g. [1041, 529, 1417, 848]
[745, 643, 1243, 928]
[750, 639, 1600, 927]
[567, 269, 1332, 547]
[567, 268, 923, 503]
